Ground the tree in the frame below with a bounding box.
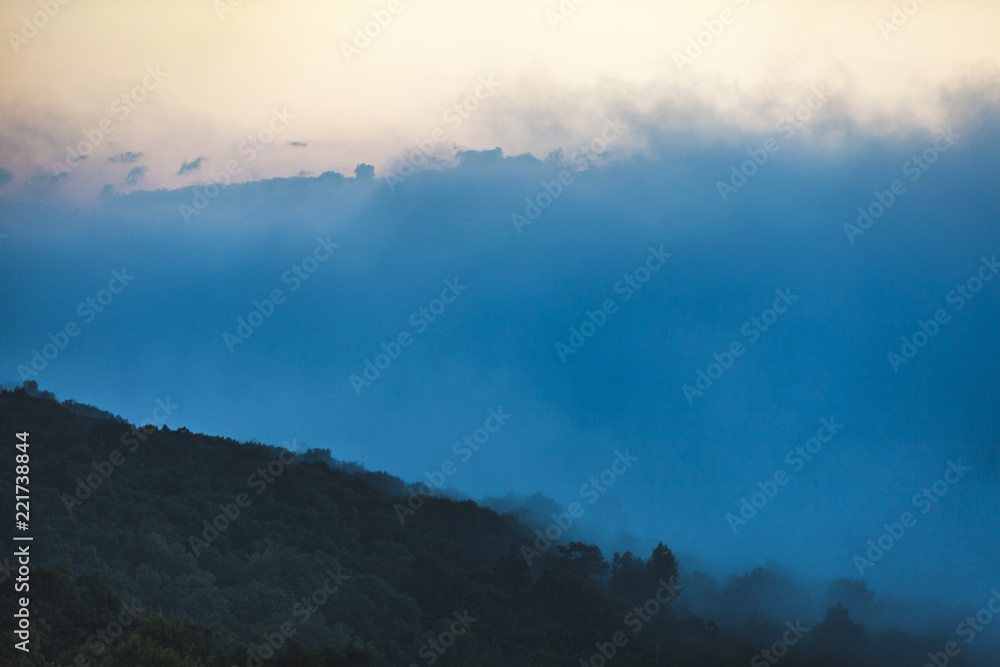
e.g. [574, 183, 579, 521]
[609, 551, 647, 600]
[552, 541, 609, 578]
[646, 542, 678, 584]
[807, 603, 872, 667]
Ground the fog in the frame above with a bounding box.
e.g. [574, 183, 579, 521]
[1, 102, 998, 656]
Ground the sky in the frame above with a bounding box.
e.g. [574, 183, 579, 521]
[1, 0, 999, 615]
[2, 0, 999, 200]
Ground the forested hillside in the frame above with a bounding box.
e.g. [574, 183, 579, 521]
[0, 387, 975, 666]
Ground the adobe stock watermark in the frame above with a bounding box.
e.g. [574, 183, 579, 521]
[223, 236, 340, 353]
[922, 588, 1000, 667]
[750, 620, 810, 667]
[511, 117, 628, 234]
[887, 254, 998, 373]
[843, 127, 960, 244]
[341, 0, 408, 62]
[51, 66, 168, 180]
[853, 459, 970, 575]
[717, 85, 834, 202]
[545, 0, 589, 30]
[350, 277, 467, 395]
[213, 0, 246, 20]
[407, 610, 478, 667]
[16, 268, 135, 381]
[61, 397, 178, 513]
[579, 576, 683, 666]
[394, 407, 512, 524]
[386, 75, 500, 191]
[238, 566, 351, 667]
[555, 245, 672, 363]
[682, 288, 799, 405]
[8, 0, 73, 54]
[673, 0, 753, 69]
[519, 449, 639, 566]
[726, 417, 843, 535]
[188, 446, 299, 556]
[877, 0, 931, 39]
[179, 107, 295, 223]
[64, 599, 145, 665]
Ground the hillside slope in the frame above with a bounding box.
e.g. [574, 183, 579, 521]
[0, 388, 973, 666]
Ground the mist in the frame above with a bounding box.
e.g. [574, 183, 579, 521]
[3, 99, 999, 638]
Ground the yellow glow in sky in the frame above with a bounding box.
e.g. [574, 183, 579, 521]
[0, 0, 998, 201]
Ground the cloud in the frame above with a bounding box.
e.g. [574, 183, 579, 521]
[107, 152, 143, 164]
[287, 141, 308, 147]
[178, 157, 206, 175]
[124, 166, 147, 186]
[0, 168, 11, 189]
[1, 113, 999, 611]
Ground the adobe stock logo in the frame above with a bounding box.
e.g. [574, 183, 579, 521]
[579, 577, 683, 666]
[386, 76, 500, 191]
[51, 67, 168, 181]
[555, 245, 672, 363]
[511, 117, 627, 234]
[682, 288, 798, 405]
[887, 255, 998, 373]
[340, 0, 408, 62]
[179, 107, 295, 224]
[716, 85, 833, 202]
[843, 127, 960, 245]
[17, 268, 135, 381]
[223, 237, 339, 353]
[853, 459, 970, 576]
[726, 417, 843, 535]
[672, 0, 753, 69]
[545, 0, 589, 30]
[923, 588, 1000, 667]
[877, 0, 930, 39]
[61, 397, 178, 514]
[8, 0, 74, 54]
[188, 448, 299, 557]
[350, 278, 467, 395]
[394, 407, 512, 524]
[407, 611, 478, 667]
[519, 450, 639, 566]
[750, 621, 810, 667]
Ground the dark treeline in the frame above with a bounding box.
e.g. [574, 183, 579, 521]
[0, 386, 987, 666]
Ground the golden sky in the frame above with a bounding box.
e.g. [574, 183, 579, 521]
[1, 0, 998, 201]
